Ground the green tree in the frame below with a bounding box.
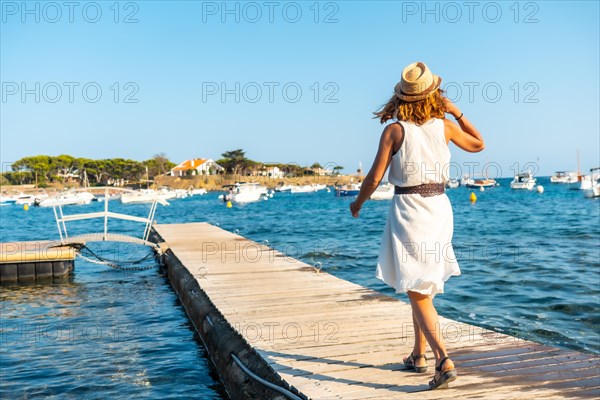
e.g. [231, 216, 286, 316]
[219, 149, 249, 176]
[12, 155, 52, 186]
[52, 154, 77, 181]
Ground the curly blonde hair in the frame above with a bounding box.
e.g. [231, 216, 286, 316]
[373, 89, 446, 125]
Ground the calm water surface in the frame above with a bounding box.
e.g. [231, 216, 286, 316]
[1, 177, 599, 398]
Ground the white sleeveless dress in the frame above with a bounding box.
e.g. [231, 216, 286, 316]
[375, 118, 460, 296]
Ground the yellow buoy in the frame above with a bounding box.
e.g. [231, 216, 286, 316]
[470, 192, 477, 203]
[226, 201, 232, 208]
[23, 204, 29, 211]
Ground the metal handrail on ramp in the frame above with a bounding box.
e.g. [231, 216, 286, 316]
[50, 187, 164, 248]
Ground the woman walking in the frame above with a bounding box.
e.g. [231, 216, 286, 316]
[350, 62, 484, 389]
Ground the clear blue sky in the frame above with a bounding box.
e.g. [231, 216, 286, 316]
[2, 1, 599, 177]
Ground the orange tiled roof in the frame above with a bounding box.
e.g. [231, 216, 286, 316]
[172, 159, 208, 171]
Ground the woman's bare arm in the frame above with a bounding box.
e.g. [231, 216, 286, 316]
[443, 99, 485, 153]
[350, 124, 403, 217]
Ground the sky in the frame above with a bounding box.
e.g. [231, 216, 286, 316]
[1, 0, 599, 178]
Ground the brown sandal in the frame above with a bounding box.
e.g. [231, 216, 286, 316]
[403, 353, 428, 373]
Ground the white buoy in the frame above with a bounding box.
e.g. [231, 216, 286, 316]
[536, 185, 544, 193]
[479, 186, 485, 192]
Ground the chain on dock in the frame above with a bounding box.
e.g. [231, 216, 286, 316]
[73, 243, 159, 271]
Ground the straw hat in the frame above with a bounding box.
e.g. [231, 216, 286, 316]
[394, 62, 442, 102]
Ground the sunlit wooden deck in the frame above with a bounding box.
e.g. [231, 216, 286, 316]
[154, 222, 600, 399]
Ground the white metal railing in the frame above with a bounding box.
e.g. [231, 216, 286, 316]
[50, 187, 165, 247]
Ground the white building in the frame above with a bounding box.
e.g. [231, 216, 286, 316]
[309, 167, 333, 176]
[170, 159, 224, 177]
[265, 165, 285, 178]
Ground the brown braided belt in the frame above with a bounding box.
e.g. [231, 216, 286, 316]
[394, 183, 445, 197]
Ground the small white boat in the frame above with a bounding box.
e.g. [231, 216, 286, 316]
[446, 179, 460, 189]
[222, 182, 268, 203]
[189, 188, 207, 195]
[459, 175, 472, 187]
[466, 177, 497, 189]
[370, 183, 394, 200]
[274, 184, 293, 192]
[0, 194, 18, 204]
[15, 193, 49, 205]
[571, 175, 592, 191]
[290, 184, 326, 193]
[95, 191, 122, 202]
[584, 167, 600, 198]
[550, 171, 578, 184]
[121, 189, 174, 204]
[290, 185, 316, 193]
[335, 183, 361, 197]
[510, 172, 536, 190]
[173, 189, 189, 198]
[36, 191, 95, 207]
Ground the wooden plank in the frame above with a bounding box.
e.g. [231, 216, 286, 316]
[154, 222, 600, 400]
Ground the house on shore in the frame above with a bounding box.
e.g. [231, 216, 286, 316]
[169, 159, 224, 177]
[307, 167, 333, 176]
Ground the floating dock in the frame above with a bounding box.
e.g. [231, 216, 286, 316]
[0, 241, 76, 283]
[153, 222, 600, 399]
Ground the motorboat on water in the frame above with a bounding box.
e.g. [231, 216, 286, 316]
[274, 184, 293, 192]
[221, 182, 268, 203]
[189, 188, 207, 195]
[571, 168, 600, 191]
[36, 191, 96, 207]
[290, 185, 317, 193]
[510, 172, 536, 190]
[173, 189, 189, 198]
[446, 179, 460, 189]
[370, 183, 394, 200]
[584, 167, 600, 198]
[335, 183, 361, 197]
[0, 194, 18, 204]
[121, 188, 175, 204]
[290, 184, 327, 193]
[550, 171, 578, 184]
[466, 177, 498, 189]
[459, 175, 472, 187]
[570, 176, 592, 190]
[15, 192, 49, 205]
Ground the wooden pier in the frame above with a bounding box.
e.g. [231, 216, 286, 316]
[154, 222, 598, 399]
[0, 241, 76, 283]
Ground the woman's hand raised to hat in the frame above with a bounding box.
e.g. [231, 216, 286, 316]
[443, 98, 462, 119]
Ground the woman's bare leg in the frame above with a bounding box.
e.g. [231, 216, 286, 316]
[411, 313, 427, 368]
[408, 291, 455, 375]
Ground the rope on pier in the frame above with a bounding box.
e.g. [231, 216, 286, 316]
[230, 353, 303, 400]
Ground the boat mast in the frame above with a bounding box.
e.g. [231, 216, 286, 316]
[577, 150, 581, 180]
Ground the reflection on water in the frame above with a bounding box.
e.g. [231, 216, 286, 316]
[0, 245, 226, 399]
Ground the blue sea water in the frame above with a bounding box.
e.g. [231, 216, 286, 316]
[1, 177, 599, 398]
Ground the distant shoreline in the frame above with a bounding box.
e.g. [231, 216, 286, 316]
[0, 174, 359, 193]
